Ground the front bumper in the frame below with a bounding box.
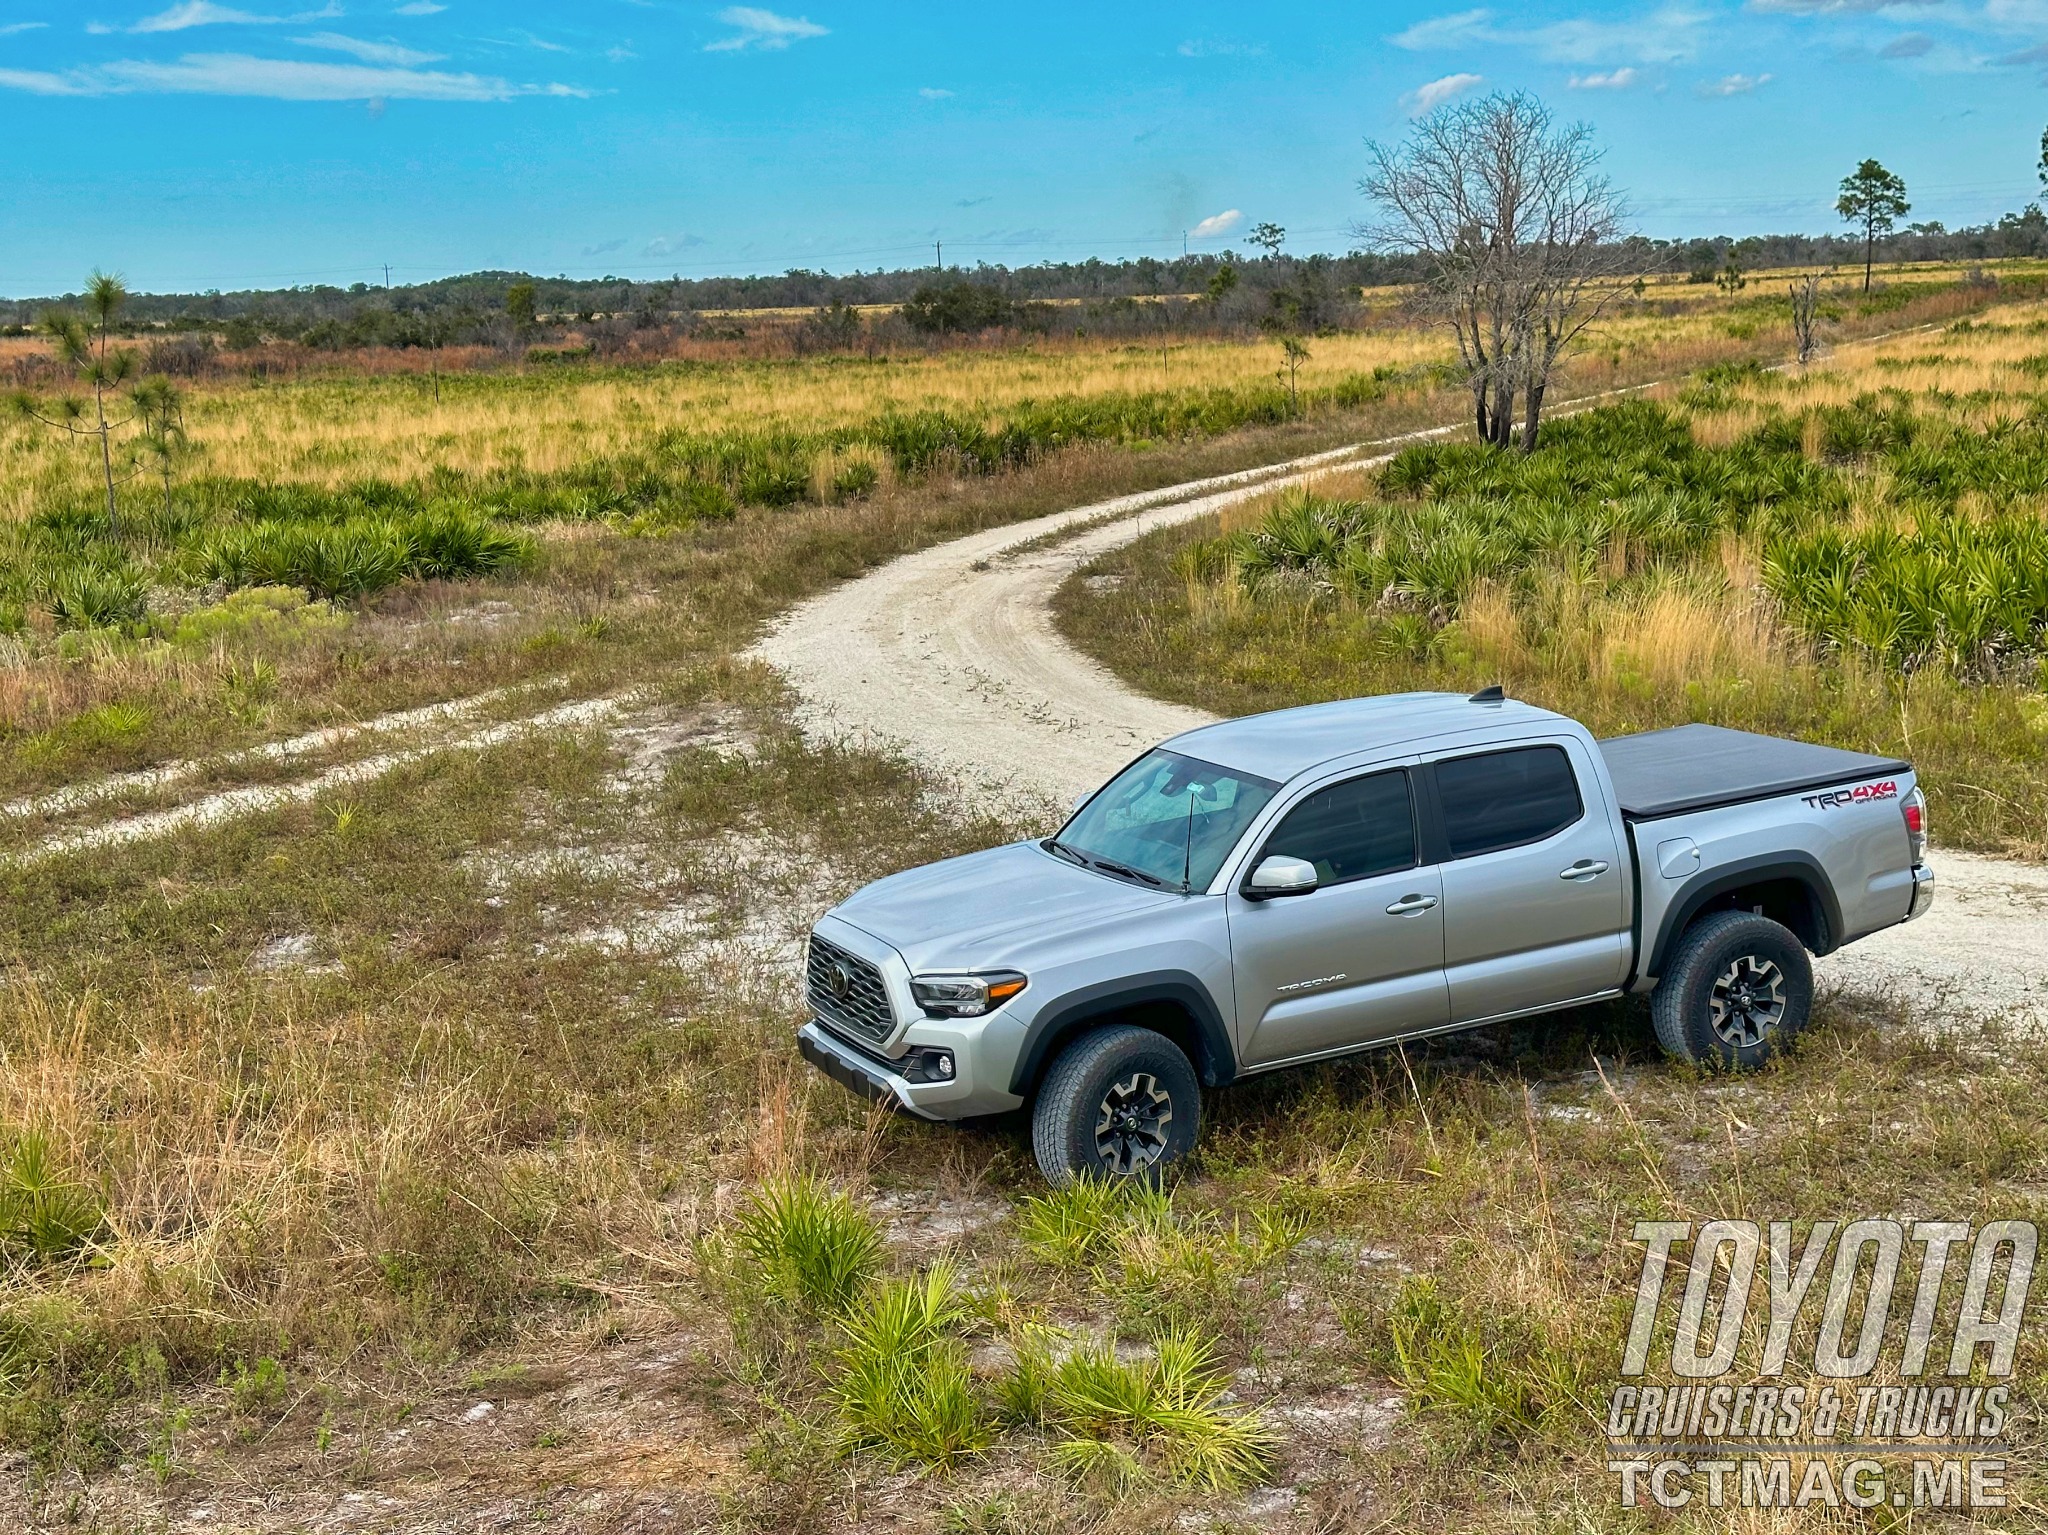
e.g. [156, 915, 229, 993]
[1906, 863, 1935, 920]
[797, 1018, 1026, 1121]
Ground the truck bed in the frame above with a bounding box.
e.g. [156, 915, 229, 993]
[1597, 724, 1910, 821]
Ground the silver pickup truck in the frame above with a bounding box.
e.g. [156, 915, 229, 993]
[798, 689, 1934, 1184]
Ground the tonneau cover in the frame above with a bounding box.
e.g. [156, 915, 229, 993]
[1598, 723, 1910, 820]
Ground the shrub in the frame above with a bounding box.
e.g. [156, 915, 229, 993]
[733, 1175, 884, 1314]
[900, 281, 1021, 335]
[1015, 1326, 1274, 1492]
[0, 1134, 103, 1271]
[828, 1263, 988, 1467]
[152, 586, 352, 648]
[45, 567, 147, 630]
[402, 508, 534, 581]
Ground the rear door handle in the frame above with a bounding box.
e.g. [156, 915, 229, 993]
[1386, 893, 1439, 915]
[1560, 860, 1610, 881]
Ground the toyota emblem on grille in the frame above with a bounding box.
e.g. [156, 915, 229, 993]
[824, 961, 855, 1001]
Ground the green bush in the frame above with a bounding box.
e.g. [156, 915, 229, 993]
[0, 1135, 103, 1271]
[45, 567, 147, 630]
[1013, 1326, 1275, 1492]
[151, 586, 352, 648]
[828, 1263, 988, 1466]
[733, 1175, 884, 1315]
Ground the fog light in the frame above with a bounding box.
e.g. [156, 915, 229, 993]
[901, 1047, 957, 1084]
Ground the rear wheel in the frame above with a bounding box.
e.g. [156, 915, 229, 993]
[1030, 1025, 1201, 1187]
[1652, 910, 1813, 1069]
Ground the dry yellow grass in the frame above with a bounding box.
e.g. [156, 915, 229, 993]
[0, 328, 1456, 513]
[13, 258, 2017, 517]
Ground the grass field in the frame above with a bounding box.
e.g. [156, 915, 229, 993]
[3, 263, 2046, 1530]
[1059, 299, 2048, 857]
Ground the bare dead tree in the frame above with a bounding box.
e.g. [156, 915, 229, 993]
[1789, 271, 1828, 364]
[1359, 92, 1632, 452]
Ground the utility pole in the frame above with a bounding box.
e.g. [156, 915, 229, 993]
[1182, 230, 1188, 258]
[383, 263, 392, 288]
[935, 238, 942, 275]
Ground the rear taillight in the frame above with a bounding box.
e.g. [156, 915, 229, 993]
[1903, 788, 1927, 865]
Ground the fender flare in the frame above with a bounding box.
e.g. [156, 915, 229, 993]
[1639, 852, 1845, 985]
[1007, 971, 1237, 1097]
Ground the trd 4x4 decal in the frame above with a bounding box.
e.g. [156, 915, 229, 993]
[1802, 780, 1899, 810]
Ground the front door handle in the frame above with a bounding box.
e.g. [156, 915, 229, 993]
[1386, 893, 1439, 915]
[1560, 860, 1610, 881]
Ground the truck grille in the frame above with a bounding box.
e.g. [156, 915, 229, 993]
[807, 933, 895, 1047]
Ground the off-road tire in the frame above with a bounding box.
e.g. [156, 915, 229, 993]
[1651, 910, 1813, 1070]
[1030, 1025, 1201, 1187]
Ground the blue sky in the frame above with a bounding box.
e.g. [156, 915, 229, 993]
[2, 1, 2046, 295]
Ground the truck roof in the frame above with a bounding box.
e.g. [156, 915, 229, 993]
[1161, 691, 1572, 784]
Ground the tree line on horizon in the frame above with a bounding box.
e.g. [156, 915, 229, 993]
[5, 203, 2045, 343]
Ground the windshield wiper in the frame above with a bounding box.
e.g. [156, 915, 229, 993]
[1044, 838, 1090, 868]
[1046, 837, 1165, 888]
[1088, 857, 1164, 887]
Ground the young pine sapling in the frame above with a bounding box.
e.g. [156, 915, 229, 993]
[10, 271, 141, 535]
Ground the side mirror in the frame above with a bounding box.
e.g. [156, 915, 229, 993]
[1246, 855, 1318, 899]
[1069, 792, 1091, 816]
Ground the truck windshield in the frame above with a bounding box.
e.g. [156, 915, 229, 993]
[1055, 750, 1280, 891]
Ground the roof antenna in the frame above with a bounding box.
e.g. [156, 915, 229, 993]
[1469, 684, 1505, 705]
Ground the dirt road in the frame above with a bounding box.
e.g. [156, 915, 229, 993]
[752, 439, 2048, 1030]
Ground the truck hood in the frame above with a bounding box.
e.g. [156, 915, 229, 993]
[828, 840, 1180, 972]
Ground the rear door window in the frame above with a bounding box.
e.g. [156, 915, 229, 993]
[1434, 746, 1584, 859]
[1259, 769, 1417, 886]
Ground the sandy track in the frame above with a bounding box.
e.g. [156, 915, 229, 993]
[8, 696, 627, 864]
[752, 436, 2048, 1030]
[752, 434, 1459, 813]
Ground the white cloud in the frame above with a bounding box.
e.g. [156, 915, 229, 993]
[582, 237, 626, 256]
[1389, 8, 1493, 48]
[1190, 208, 1243, 238]
[1569, 66, 1639, 86]
[130, 1, 341, 31]
[1390, 5, 1707, 65]
[704, 6, 826, 52]
[0, 51, 587, 100]
[296, 32, 446, 65]
[394, 1, 446, 12]
[1698, 70, 1772, 93]
[0, 66, 96, 95]
[918, 85, 952, 98]
[643, 233, 707, 256]
[0, 21, 49, 35]
[1404, 70, 1485, 113]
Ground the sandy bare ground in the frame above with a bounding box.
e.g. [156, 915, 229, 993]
[751, 438, 2048, 1031]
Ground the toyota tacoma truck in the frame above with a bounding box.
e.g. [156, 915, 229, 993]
[798, 689, 1934, 1185]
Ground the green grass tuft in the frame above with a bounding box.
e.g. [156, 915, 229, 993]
[0, 1133, 104, 1271]
[1014, 1177, 1173, 1269]
[828, 1261, 989, 1467]
[734, 1174, 885, 1315]
[1017, 1325, 1275, 1492]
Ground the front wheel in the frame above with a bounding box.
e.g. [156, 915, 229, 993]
[1651, 910, 1813, 1069]
[1030, 1025, 1201, 1187]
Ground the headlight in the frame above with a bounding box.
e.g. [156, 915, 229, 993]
[910, 971, 1027, 1018]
